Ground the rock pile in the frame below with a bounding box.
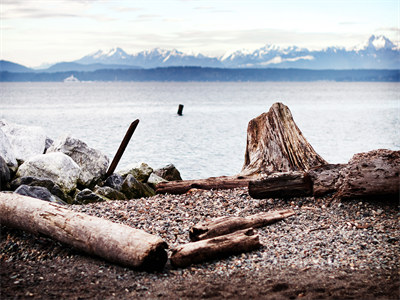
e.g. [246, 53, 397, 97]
[0, 120, 182, 205]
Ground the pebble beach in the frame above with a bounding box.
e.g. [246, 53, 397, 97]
[1, 187, 399, 299]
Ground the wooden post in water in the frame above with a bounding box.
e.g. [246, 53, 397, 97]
[105, 119, 139, 178]
[177, 104, 184, 116]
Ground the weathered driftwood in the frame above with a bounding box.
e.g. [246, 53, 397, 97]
[308, 164, 346, 197]
[189, 209, 295, 241]
[0, 193, 168, 271]
[156, 176, 252, 195]
[240, 102, 327, 177]
[170, 228, 261, 268]
[335, 149, 400, 200]
[249, 171, 313, 199]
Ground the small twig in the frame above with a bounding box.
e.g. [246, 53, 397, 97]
[308, 226, 330, 233]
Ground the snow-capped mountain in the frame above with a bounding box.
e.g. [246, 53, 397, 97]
[69, 35, 399, 69]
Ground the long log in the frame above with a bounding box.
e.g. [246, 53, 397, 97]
[170, 228, 261, 268]
[0, 193, 168, 271]
[335, 149, 400, 200]
[156, 176, 252, 194]
[189, 209, 295, 241]
[249, 171, 312, 199]
[308, 164, 346, 197]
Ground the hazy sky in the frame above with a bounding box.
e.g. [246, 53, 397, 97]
[1, 0, 399, 67]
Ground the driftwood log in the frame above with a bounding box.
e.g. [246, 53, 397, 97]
[170, 228, 261, 268]
[248, 149, 400, 200]
[0, 193, 168, 271]
[156, 176, 252, 195]
[240, 102, 327, 176]
[335, 149, 399, 200]
[249, 172, 312, 199]
[189, 209, 295, 241]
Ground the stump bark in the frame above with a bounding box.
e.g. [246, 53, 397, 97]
[240, 102, 327, 176]
[189, 209, 295, 241]
[0, 193, 168, 271]
[170, 228, 261, 268]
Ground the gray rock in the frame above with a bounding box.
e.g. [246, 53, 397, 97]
[147, 172, 168, 187]
[121, 174, 155, 199]
[154, 164, 182, 181]
[75, 188, 106, 204]
[117, 162, 153, 182]
[14, 185, 66, 205]
[94, 186, 126, 200]
[0, 119, 47, 163]
[10, 176, 71, 203]
[0, 128, 18, 172]
[0, 155, 11, 191]
[104, 173, 124, 191]
[17, 152, 81, 194]
[47, 135, 109, 187]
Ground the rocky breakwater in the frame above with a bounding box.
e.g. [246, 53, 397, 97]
[0, 120, 182, 205]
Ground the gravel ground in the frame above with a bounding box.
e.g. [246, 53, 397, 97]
[1, 187, 399, 299]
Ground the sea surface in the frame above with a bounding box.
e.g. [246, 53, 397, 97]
[1, 81, 399, 179]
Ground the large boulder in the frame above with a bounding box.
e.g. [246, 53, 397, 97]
[94, 186, 126, 200]
[47, 136, 109, 187]
[15, 185, 66, 205]
[104, 173, 124, 191]
[0, 156, 11, 190]
[154, 164, 182, 181]
[0, 120, 47, 163]
[10, 176, 71, 203]
[0, 128, 18, 172]
[117, 162, 153, 182]
[121, 174, 155, 199]
[16, 152, 80, 194]
[75, 188, 107, 204]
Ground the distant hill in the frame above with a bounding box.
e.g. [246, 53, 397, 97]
[44, 62, 142, 73]
[1, 67, 398, 82]
[0, 60, 33, 73]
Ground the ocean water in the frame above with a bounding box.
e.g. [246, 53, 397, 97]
[1, 81, 399, 179]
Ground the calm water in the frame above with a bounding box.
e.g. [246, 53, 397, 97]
[1, 82, 399, 179]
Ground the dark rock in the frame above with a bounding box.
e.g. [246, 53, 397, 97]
[104, 173, 124, 191]
[154, 164, 182, 181]
[75, 188, 106, 204]
[10, 176, 72, 203]
[121, 174, 155, 199]
[0, 155, 11, 191]
[44, 137, 54, 153]
[14, 185, 66, 205]
[94, 186, 126, 200]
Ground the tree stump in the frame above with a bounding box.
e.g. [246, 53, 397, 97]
[240, 102, 327, 176]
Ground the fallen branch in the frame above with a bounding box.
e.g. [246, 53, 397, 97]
[189, 209, 295, 241]
[0, 193, 168, 271]
[170, 228, 261, 268]
[156, 176, 252, 195]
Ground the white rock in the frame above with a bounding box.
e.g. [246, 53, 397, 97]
[0, 120, 47, 163]
[47, 135, 109, 186]
[0, 128, 18, 171]
[147, 173, 168, 186]
[17, 152, 81, 193]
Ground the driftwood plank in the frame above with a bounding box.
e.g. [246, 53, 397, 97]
[170, 228, 261, 268]
[189, 209, 295, 241]
[0, 193, 168, 271]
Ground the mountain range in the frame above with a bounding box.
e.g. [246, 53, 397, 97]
[1, 35, 399, 74]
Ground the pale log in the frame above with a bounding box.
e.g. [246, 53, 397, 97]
[240, 102, 327, 177]
[170, 228, 261, 268]
[335, 149, 400, 200]
[156, 176, 252, 195]
[0, 193, 168, 271]
[189, 209, 295, 241]
[249, 171, 312, 199]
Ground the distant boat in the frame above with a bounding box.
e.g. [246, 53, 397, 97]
[63, 74, 80, 82]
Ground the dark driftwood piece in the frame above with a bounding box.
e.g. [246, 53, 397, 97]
[335, 149, 400, 200]
[249, 171, 313, 199]
[156, 176, 252, 194]
[170, 228, 261, 268]
[240, 102, 327, 177]
[0, 193, 168, 271]
[189, 209, 295, 241]
[308, 164, 346, 197]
